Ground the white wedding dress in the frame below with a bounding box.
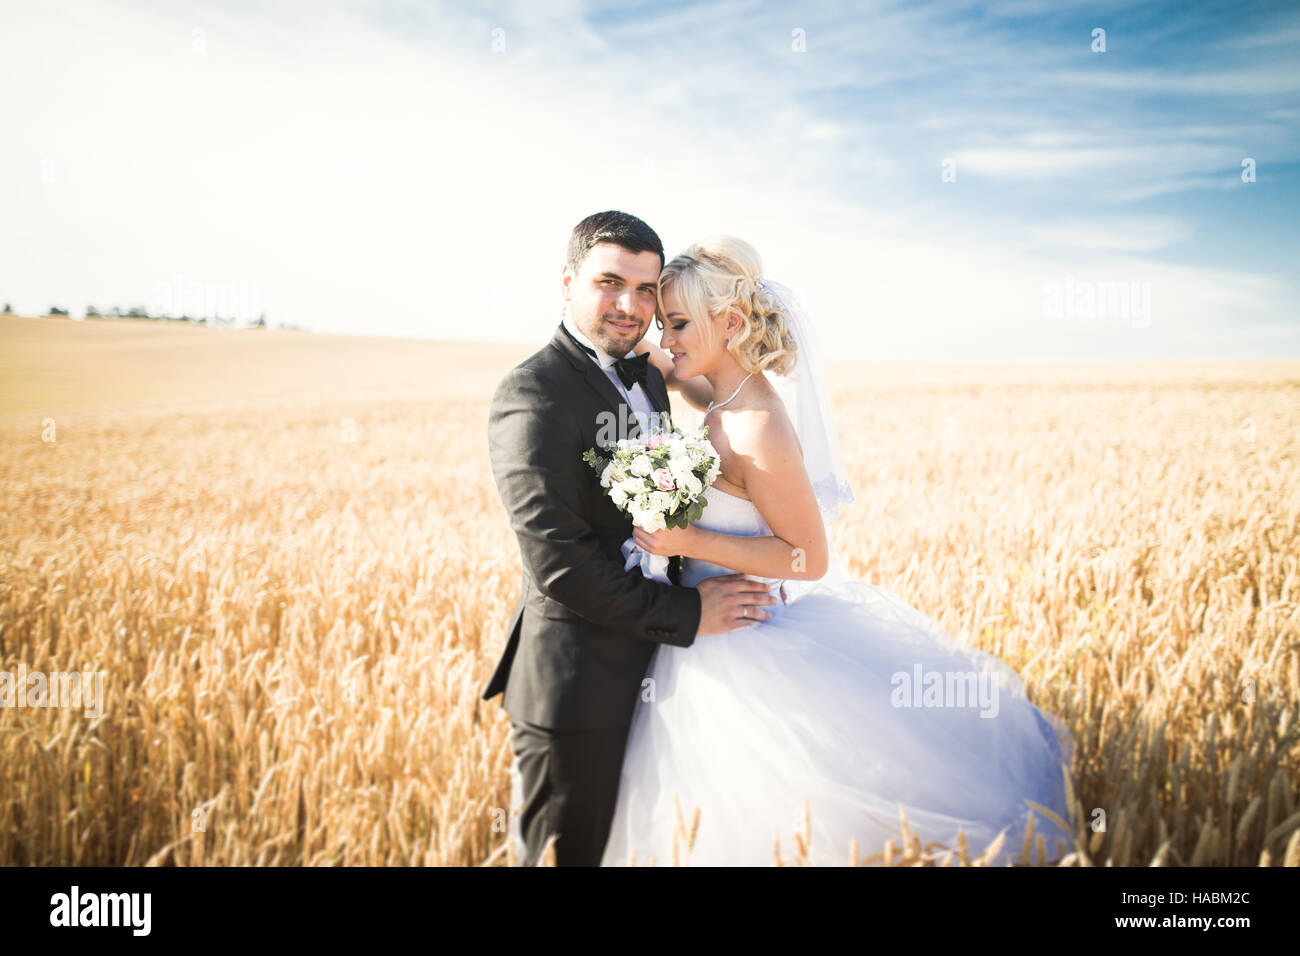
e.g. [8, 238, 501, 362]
[597, 483, 1076, 866]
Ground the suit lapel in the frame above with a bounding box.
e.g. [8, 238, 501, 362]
[551, 322, 619, 398]
[549, 323, 669, 440]
[547, 323, 682, 584]
[642, 367, 671, 425]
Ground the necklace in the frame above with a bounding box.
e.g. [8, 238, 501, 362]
[707, 371, 755, 413]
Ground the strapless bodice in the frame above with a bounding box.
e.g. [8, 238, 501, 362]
[680, 485, 787, 603]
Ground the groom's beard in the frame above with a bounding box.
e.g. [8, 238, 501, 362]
[593, 314, 646, 355]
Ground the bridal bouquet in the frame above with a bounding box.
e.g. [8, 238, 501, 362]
[582, 425, 721, 583]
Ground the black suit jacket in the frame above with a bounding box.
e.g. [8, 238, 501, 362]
[482, 322, 703, 730]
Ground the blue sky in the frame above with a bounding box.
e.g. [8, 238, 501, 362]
[2, 0, 1297, 358]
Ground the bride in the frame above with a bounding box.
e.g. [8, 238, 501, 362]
[598, 236, 1076, 866]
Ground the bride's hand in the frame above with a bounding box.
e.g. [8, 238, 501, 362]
[633, 523, 698, 558]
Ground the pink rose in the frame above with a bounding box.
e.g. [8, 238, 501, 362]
[646, 434, 664, 450]
[652, 467, 675, 491]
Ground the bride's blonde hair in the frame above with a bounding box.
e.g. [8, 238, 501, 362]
[657, 235, 797, 376]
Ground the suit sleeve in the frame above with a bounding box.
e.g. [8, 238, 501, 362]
[488, 366, 701, 647]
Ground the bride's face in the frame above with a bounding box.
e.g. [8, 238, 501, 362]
[656, 282, 728, 379]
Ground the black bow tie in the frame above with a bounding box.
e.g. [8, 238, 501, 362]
[611, 352, 650, 390]
[563, 323, 650, 390]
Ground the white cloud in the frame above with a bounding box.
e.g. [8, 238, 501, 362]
[0, 0, 1295, 359]
[1043, 68, 1300, 96]
[952, 144, 1239, 179]
[1030, 218, 1192, 254]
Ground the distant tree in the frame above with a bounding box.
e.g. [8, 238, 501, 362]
[2, 303, 11, 314]
[252, 313, 267, 328]
[86, 304, 101, 317]
[125, 305, 147, 318]
[49, 306, 69, 316]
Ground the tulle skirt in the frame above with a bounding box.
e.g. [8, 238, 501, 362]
[598, 577, 1075, 866]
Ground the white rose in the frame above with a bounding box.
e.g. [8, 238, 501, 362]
[629, 454, 653, 477]
[619, 477, 646, 496]
[636, 509, 667, 533]
[649, 490, 675, 514]
[600, 462, 617, 489]
[611, 486, 629, 509]
[671, 457, 700, 487]
[680, 471, 702, 496]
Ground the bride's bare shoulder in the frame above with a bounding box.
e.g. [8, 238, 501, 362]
[711, 382, 801, 461]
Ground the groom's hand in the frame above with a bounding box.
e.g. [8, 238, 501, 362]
[695, 574, 778, 636]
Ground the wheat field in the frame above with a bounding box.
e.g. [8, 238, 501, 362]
[1, 313, 1297, 866]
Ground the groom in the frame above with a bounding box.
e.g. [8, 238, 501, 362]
[483, 210, 776, 866]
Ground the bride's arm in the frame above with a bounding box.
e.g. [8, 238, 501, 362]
[634, 332, 713, 412]
[634, 408, 830, 581]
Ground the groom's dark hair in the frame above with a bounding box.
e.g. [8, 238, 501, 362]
[566, 210, 664, 274]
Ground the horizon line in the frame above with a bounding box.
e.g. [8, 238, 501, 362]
[5, 312, 1299, 363]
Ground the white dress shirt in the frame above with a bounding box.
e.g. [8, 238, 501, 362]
[563, 314, 658, 433]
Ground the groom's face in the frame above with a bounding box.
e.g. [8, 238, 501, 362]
[562, 242, 661, 357]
